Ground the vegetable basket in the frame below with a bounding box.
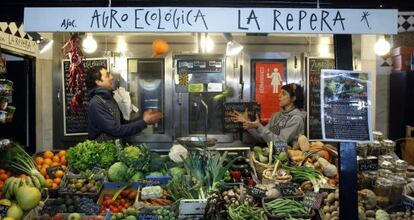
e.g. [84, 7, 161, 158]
[262, 197, 315, 220]
[249, 144, 273, 181]
[262, 168, 292, 185]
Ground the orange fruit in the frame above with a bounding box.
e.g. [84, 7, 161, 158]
[60, 156, 67, 165]
[42, 164, 50, 169]
[58, 150, 66, 157]
[0, 181, 3, 189]
[45, 179, 53, 188]
[50, 162, 59, 167]
[52, 156, 60, 163]
[40, 168, 47, 177]
[43, 151, 54, 159]
[0, 174, 7, 181]
[61, 165, 67, 171]
[51, 183, 58, 189]
[37, 165, 42, 171]
[55, 170, 64, 178]
[53, 177, 61, 184]
[35, 156, 44, 165]
[43, 158, 52, 166]
[0, 169, 5, 174]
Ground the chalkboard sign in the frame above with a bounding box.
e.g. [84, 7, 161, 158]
[46, 165, 63, 179]
[62, 58, 108, 136]
[319, 187, 336, 194]
[223, 102, 260, 131]
[138, 213, 157, 220]
[306, 57, 335, 140]
[358, 156, 378, 171]
[279, 183, 298, 196]
[247, 186, 267, 198]
[303, 192, 323, 209]
[403, 198, 414, 209]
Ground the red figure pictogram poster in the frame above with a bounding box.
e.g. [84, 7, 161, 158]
[255, 62, 284, 123]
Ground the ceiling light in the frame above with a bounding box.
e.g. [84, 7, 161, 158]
[226, 40, 244, 56]
[200, 34, 214, 53]
[223, 33, 244, 56]
[116, 37, 128, 54]
[82, 33, 97, 54]
[374, 36, 391, 56]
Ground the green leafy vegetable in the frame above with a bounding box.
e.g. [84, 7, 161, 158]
[108, 162, 128, 182]
[119, 144, 150, 171]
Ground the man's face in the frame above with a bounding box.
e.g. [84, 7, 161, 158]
[95, 68, 113, 90]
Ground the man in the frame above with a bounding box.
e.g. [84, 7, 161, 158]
[85, 66, 163, 141]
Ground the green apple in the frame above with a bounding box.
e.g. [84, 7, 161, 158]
[67, 213, 82, 220]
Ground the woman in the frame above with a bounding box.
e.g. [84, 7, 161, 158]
[230, 83, 305, 145]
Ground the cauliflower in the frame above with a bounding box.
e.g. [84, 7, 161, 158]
[168, 144, 188, 163]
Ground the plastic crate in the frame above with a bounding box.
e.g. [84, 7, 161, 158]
[58, 173, 104, 199]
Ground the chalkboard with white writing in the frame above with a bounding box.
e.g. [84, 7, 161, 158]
[306, 57, 335, 140]
[62, 58, 108, 136]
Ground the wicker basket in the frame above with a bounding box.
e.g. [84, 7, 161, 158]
[262, 168, 292, 185]
[249, 144, 273, 181]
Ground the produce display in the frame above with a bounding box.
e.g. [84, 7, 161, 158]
[9, 133, 412, 220]
[264, 198, 312, 218]
[100, 189, 137, 214]
[34, 150, 67, 189]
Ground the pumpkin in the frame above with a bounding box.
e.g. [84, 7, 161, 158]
[152, 39, 169, 57]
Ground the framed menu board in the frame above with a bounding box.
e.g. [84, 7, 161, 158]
[62, 58, 108, 136]
[306, 57, 335, 140]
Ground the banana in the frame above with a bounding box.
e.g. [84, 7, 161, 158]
[30, 175, 41, 189]
[12, 178, 21, 196]
[2, 177, 15, 193]
[34, 172, 45, 187]
[4, 177, 17, 197]
[0, 199, 11, 206]
[25, 176, 34, 187]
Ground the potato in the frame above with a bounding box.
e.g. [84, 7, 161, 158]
[330, 205, 337, 212]
[331, 211, 339, 217]
[366, 210, 376, 217]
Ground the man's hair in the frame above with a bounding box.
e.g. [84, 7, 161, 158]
[281, 83, 304, 109]
[85, 66, 106, 90]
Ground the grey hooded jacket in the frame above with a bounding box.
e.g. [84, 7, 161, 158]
[247, 108, 305, 145]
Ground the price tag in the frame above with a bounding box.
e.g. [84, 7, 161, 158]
[358, 157, 378, 171]
[319, 187, 337, 194]
[138, 213, 157, 220]
[403, 198, 414, 209]
[46, 165, 63, 179]
[188, 83, 204, 92]
[247, 186, 267, 198]
[279, 183, 298, 196]
[303, 192, 323, 209]
[273, 142, 288, 156]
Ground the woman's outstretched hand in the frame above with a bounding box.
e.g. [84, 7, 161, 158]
[229, 108, 250, 123]
[242, 114, 260, 129]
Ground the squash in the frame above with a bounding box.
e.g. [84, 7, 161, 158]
[152, 39, 169, 56]
[298, 135, 310, 151]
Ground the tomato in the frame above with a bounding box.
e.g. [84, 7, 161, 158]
[127, 191, 137, 200]
[121, 189, 130, 197]
[119, 198, 126, 205]
[110, 207, 119, 213]
[104, 195, 113, 201]
[102, 200, 111, 207]
[123, 203, 130, 209]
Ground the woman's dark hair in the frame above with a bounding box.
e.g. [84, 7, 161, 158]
[281, 83, 304, 109]
[85, 66, 106, 90]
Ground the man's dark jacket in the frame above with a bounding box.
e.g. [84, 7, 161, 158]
[88, 87, 147, 141]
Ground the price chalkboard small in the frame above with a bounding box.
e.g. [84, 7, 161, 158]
[138, 214, 157, 220]
[46, 165, 63, 179]
[319, 187, 337, 194]
[273, 142, 288, 156]
[247, 186, 267, 198]
[303, 192, 323, 209]
[223, 102, 260, 131]
[279, 183, 298, 197]
[358, 157, 378, 171]
[403, 198, 414, 209]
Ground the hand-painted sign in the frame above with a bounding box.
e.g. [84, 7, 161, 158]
[24, 7, 398, 34]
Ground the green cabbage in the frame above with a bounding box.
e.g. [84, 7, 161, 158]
[108, 162, 128, 182]
[119, 145, 150, 170]
[168, 167, 186, 180]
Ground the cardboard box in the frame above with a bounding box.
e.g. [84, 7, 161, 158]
[97, 182, 140, 206]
